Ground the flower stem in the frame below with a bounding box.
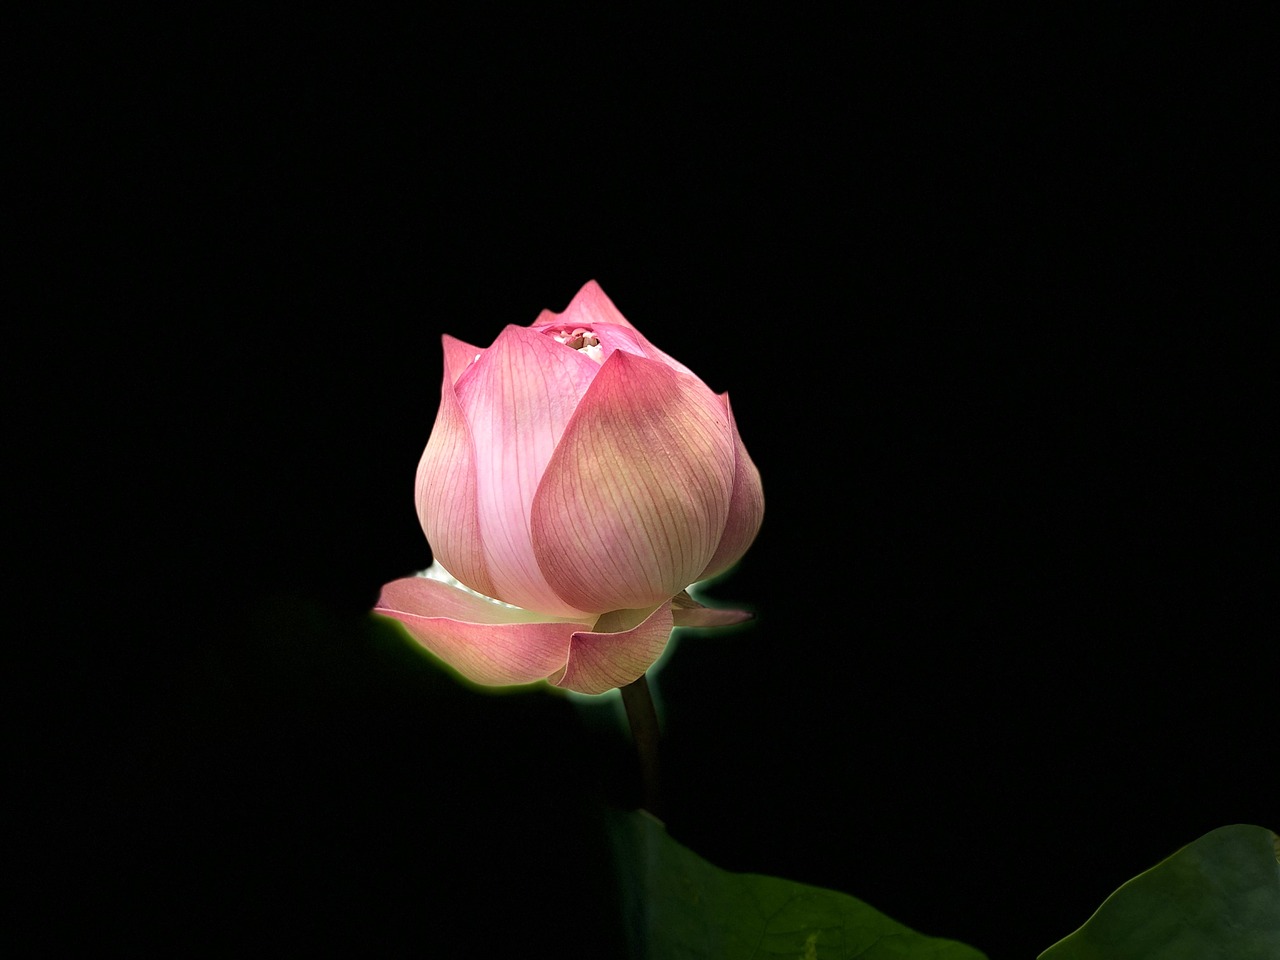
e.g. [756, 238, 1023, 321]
[619, 673, 661, 817]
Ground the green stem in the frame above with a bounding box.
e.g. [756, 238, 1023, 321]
[620, 673, 661, 817]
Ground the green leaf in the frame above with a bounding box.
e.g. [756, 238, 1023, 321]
[609, 809, 988, 960]
[1039, 824, 1280, 960]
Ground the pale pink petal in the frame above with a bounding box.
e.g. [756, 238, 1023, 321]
[549, 602, 675, 695]
[530, 281, 696, 376]
[374, 576, 580, 686]
[526, 318, 682, 373]
[696, 393, 765, 581]
[532, 279, 635, 330]
[671, 590, 754, 628]
[415, 336, 497, 599]
[569, 322, 691, 374]
[532, 350, 736, 613]
[453, 325, 598, 617]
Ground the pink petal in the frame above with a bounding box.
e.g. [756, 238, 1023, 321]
[531, 280, 636, 331]
[530, 281, 696, 376]
[696, 393, 765, 581]
[453, 325, 599, 617]
[532, 350, 736, 613]
[441, 334, 484, 387]
[670, 590, 754, 628]
[374, 576, 580, 686]
[415, 336, 498, 600]
[579, 322, 694, 374]
[549, 602, 675, 695]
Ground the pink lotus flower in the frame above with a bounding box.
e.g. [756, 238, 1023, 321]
[375, 281, 763, 695]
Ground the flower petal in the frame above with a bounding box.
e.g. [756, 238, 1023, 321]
[453, 324, 598, 617]
[441, 333, 484, 387]
[531, 279, 634, 330]
[374, 575, 580, 686]
[530, 280, 696, 376]
[671, 589, 754, 628]
[549, 602, 675, 695]
[697, 393, 764, 581]
[532, 350, 736, 612]
[415, 335, 498, 600]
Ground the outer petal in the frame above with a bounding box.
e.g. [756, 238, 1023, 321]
[374, 575, 581, 686]
[415, 335, 498, 600]
[452, 324, 599, 617]
[532, 349, 735, 613]
[671, 590, 754, 628]
[696, 393, 764, 581]
[549, 602, 675, 695]
[441, 333, 484, 387]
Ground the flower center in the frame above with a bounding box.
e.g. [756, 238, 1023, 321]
[548, 326, 604, 363]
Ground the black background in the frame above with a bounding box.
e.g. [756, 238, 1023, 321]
[16, 8, 1273, 958]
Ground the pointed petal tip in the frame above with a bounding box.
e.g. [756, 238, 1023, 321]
[440, 334, 485, 387]
[538, 279, 634, 332]
[671, 590, 755, 628]
[673, 608, 754, 628]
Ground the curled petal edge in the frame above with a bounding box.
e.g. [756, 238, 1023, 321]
[550, 602, 676, 696]
[374, 573, 751, 694]
[374, 575, 581, 687]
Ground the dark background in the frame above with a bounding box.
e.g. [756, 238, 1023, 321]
[18, 8, 1272, 958]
